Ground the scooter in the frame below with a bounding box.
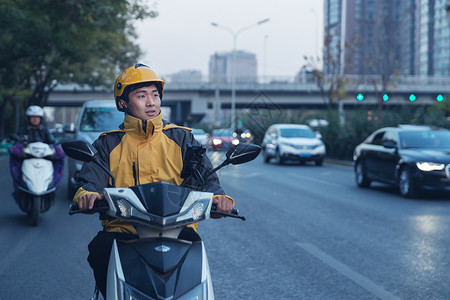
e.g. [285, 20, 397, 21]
[11, 138, 57, 226]
[62, 140, 261, 300]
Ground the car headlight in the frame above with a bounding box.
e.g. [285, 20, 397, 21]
[313, 141, 325, 149]
[416, 162, 445, 171]
[212, 138, 222, 145]
[232, 139, 240, 145]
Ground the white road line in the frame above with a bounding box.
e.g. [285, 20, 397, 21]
[0, 203, 59, 276]
[0, 229, 40, 276]
[297, 242, 400, 300]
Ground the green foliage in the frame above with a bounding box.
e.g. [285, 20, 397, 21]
[0, 0, 157, 135]
[239, 103, 450, 161]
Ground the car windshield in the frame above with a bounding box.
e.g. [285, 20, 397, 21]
[213, 129, 234, 137]
[279, 128, 315, 138]
[399, 130, 450, 149]
[80, 107, 124, 132]
[192, 129, 205, 135]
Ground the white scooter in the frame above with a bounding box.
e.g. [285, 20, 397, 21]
[14, 140, 56, 226]
[62, 140, 261, 300]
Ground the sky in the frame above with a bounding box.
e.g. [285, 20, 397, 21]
[135, 0, 324, 80]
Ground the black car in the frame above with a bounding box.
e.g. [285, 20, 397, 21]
[353, 125, 450, 197]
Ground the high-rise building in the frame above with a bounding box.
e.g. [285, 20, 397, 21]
[324, 0, 404, 75]
[417, 0, 450, 75]
[208, 50, 257, 83]
[323, 0, 450, 76]
[171, 70, 203, 83]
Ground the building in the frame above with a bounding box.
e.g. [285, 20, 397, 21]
[323, 0, 450, 76]
[208, 50, 257, 83]
[170, 70, 203, 83]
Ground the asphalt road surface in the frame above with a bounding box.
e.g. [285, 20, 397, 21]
[0, 153, 450, 299]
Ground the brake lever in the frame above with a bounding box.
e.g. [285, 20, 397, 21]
[211, 204, 246, 221]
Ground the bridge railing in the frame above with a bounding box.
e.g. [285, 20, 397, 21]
[53, 74, 450, 93]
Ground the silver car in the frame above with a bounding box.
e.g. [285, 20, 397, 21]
[191, 128, 209, 146]
[65, 100, 124, 198]
[261, 124, 326, 165]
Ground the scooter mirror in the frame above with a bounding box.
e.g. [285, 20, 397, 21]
[226, 143, 261, 165]
[61, 140, 97, 162]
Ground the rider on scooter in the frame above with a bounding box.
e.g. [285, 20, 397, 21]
[73, 63, 234, 298]
[9, 105, 65, 191]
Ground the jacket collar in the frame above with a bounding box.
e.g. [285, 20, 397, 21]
[123, 112, 163, 138]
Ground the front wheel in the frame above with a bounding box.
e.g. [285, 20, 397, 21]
[399, 167, 417, 198]
[355, 160, 371, 188]
[274, 149, 284, 165]
[29, 196, 40, 226]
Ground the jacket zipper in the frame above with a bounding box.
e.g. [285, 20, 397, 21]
[132, 162, 137, 186]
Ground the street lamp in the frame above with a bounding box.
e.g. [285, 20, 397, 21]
[211, 18, 270, 133]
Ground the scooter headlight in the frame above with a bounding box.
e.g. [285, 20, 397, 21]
[178, 281, 207, 299]
[176, 200, 209, 223]
[121, 280, 153, 299]
[110, 195, 149, 221]
[117, 199, 132, 218]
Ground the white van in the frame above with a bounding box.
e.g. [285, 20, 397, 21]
[65, 100, 124, 198]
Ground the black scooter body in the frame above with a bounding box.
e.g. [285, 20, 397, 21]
[116, 237, 204, 298]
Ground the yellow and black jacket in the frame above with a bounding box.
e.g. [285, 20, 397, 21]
[73, 113, 230, 234]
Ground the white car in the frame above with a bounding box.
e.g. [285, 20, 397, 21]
[261, 124, 326, 165]
[191, 128, 209, 146]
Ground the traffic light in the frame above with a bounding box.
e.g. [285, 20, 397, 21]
[356, 93, 364, 101]
[409, 94, 416, 101]
[436, 94, 444, 102]
[383, 94, 389, 101]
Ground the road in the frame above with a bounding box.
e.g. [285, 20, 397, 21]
[0, 153, 450, 299]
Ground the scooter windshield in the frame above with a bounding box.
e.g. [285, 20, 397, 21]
[129, 182, 191, 217]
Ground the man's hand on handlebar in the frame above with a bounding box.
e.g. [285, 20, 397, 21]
[213, 195, 233, 214]
[78, 193, 105, 210]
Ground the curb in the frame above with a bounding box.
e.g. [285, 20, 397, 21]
[324, 158, 353, 167]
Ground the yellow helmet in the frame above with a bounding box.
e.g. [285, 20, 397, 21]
[114, 63, 165, 111]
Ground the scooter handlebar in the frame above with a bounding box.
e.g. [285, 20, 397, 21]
[211, 204, 246, 221]
[69, 201, 108, 215]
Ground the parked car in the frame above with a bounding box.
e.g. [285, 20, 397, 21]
[65, 100, 124, 198]
[353, 125, 450, 197]
[191, 128, 209, 146]
[261, 124, 326, 165]
[208, 128, 239, 150]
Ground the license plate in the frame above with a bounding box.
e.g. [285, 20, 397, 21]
[299, 153, 311, 157]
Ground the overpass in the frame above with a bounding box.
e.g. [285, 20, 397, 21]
[47, 74, 450, 126]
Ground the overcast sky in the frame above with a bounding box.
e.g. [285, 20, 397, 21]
[135, 0, 324, 80]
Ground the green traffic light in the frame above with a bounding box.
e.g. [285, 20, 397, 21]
[409, 94, 416, 101]
[356, 93, 364, 101]
[383, 94, 389, 101]
[437, 94, 444, 102]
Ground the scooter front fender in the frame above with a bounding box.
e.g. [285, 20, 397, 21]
[107, 237, 214, 299]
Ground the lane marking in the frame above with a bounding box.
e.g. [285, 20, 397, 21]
[0, 202, 59, 276]
[296, 242, 400, 300]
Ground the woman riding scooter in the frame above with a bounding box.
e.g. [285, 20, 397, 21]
[9, 105, 65, 196]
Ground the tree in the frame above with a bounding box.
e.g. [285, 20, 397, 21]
[363, 1, 403, 123]
[303, 32, 355, 126]
[0, 0, 158, 135]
